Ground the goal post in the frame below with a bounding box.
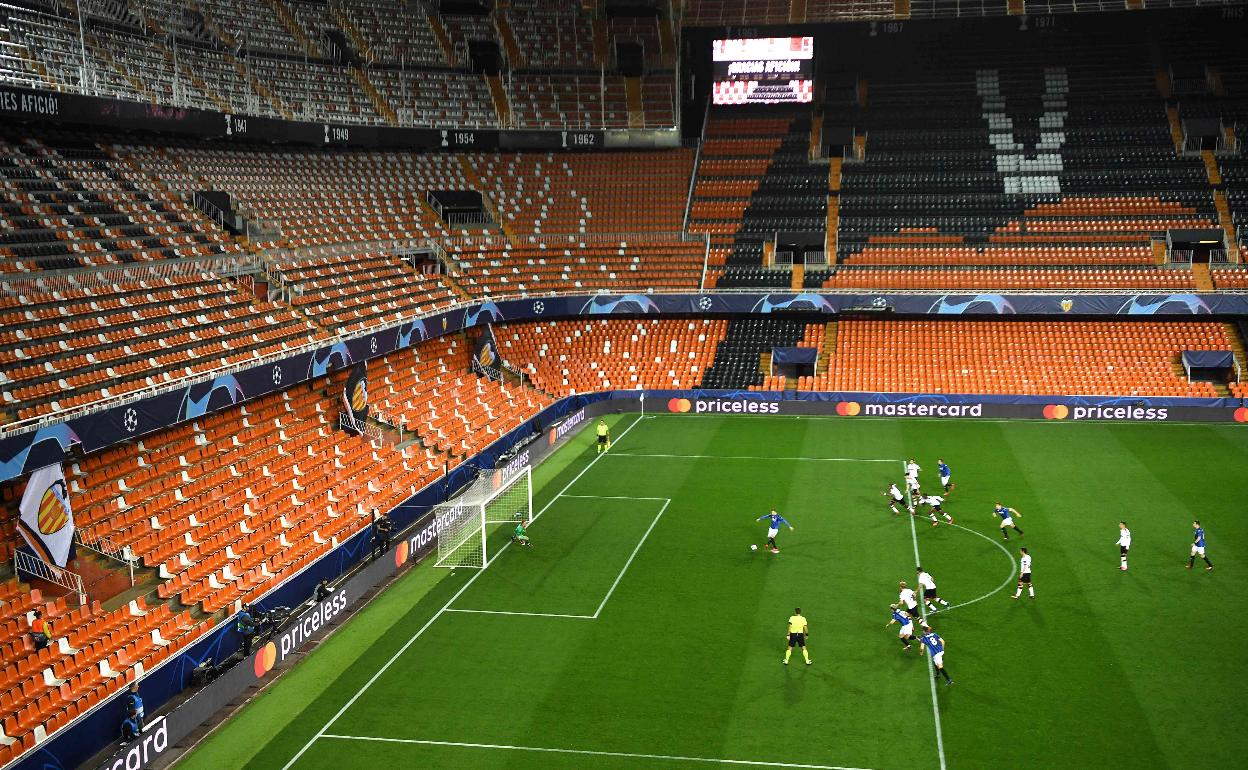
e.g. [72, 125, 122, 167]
[433, 465, 533, 569]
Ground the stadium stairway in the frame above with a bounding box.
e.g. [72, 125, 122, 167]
[818, 322, 837, 376]
[454, 156, 510, 237]
[265, 0, 319, 58]
[713, 115, 827, 289]
[700, 318, 807, 389]
[689, 116, 792, 287]
[1230, 324, 1248, 400]
[352, 67, 399, 126]
[626, 77, 644, 128]
[486, 75, 512, 128]
[1192, 263, 1214, 291]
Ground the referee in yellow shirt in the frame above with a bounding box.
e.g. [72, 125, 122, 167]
[784, 607, 812, 665]
[595, 419, 610, 454]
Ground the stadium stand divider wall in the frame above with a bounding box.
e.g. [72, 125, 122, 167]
[6, 291, 1248, 487]
[11, 396, 613, 770]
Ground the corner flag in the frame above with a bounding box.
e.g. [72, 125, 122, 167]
[18, 464, 74, 566]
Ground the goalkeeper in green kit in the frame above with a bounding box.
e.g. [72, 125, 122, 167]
[513, 520, 532, 547]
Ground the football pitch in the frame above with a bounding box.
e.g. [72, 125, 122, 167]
[179, 413, 1248, 770]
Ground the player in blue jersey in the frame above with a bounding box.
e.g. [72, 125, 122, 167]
[756, 509, 793, 554]
[992, 502, 1024, 540]
[1187, 520, 1213, 571]
[919, 626, 953, 685]
[885, 604, 915, 650]
[937, 459, 954, 493]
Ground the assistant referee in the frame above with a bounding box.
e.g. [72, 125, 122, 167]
[784, 607, 812, 666]
[595, 419, 610, 454]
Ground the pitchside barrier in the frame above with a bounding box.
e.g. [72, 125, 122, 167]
[10, 386, 1246, 770]
[624, 390, 1248, 423]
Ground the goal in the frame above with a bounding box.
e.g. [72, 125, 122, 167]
[433, 465, 532, 569]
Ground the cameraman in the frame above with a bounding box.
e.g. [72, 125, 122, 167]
[314, 579, 333, 603]
[237, 604, 256, 656]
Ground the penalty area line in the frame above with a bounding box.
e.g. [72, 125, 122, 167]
[277, 415, 646, 770]
[449, 496, 670, 620]
[320, 734, 877, 770]
[444, 608, 593, 619]
[561, 494, 670, 500]
[592, 498, 669, 619]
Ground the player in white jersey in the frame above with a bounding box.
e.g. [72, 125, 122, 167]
[904, 459, 921, 501]
[1117, 522, 1131, 571]
[882, 483, 907, 515]
[906, 474, 922, 501]
[1013, 548, 1033, 598]
[898, 581, 921, 621]
[916, 567, 950, 612]
[918, 495, 954, 527]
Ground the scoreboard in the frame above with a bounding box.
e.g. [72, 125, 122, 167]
[711, 37, 814, 105]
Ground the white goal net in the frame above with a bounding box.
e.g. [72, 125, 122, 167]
[433, 465, 532, 569]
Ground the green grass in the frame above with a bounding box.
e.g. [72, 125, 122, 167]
[180, 414, 1248, 770]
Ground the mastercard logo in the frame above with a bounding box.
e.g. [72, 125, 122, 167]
[548, 428, 558, 445]
[254, 641, 277, 677]
[1042, 405, 1069, 420]
[835, 401, 861, 416]
[395, 540, 410, 567]
[1234, 408, 1248, 423]
[667, 398, 692, 413]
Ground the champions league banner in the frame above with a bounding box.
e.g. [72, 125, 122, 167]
[5, 290, 1248, 487]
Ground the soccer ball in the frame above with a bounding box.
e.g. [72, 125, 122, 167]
[750, 544, 758, 551]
